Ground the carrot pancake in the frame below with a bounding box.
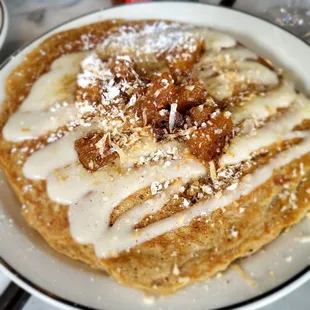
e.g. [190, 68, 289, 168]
[0, 20, 309, 295]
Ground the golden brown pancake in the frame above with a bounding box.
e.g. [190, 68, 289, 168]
[0, 19, 309, 295]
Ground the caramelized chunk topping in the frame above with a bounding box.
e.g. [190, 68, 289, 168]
[109, 56, 139, 83]
[134, 73, 180, 138]
[75, 131, 117, 171]
[293, 119, 310, 131]
[76, 80, 102, 103]
[73, 31, 231, 166]
[166, 37, 204, 79]
[189, 105, 214, 126]
[177, 81, 208, 113]
[151, 109, 185, 141]
[186, 111, 233, 163]
[143, 72, 178, 111]
[76, 54, 143, 106]
[135, 60, 170, 80]
[136, 73, 208, 115]
[134, 73, 209, 139]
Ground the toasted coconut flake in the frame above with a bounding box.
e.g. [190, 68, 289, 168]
[209, 160, 217, 185]
[169, 103, 178, 133]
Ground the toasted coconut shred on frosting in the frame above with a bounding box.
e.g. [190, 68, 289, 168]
[0, 20, 310, 294]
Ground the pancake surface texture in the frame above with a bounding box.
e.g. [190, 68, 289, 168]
[0, 20, 309, 294]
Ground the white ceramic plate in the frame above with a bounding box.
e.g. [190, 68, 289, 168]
[0, 0, 8, 50]
[0, 2, 309, 310]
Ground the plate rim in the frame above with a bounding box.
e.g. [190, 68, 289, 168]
[0, 1, 4, 34]
[0, 2, 309, 310]
[0, 0, 8, 49]
[1, 258, 309, 310]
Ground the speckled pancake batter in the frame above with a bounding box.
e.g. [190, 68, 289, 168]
[0, 19, 309, 294]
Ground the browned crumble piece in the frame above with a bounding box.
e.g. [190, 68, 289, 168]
[74, 131, 117, 171]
